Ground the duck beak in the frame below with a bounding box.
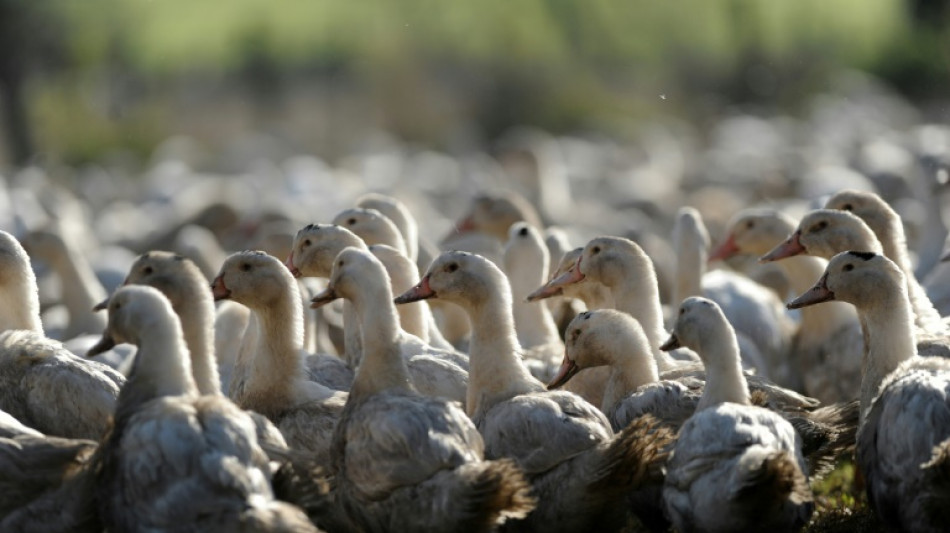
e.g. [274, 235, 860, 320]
[92, 297, 110, 312]
[528, 258, 585, 302]
[659, 333, 681, 351]
[211, 275, 231, 301]
[86, 330, 117, 357]
[786, 273, 835, 309]
[285, 253, 302, 278]
[760, 230, 805, 263]
[394, 275, 435, 304]
[709, 234, 740, 262]
[310, 286, 339, 308]
[526, 281, 563, 302]
[547, 351, 580, 390]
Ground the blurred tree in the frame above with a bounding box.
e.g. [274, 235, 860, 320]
[0, 0, 67, 165]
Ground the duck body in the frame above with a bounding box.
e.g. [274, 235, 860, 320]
[857, 356, 950, 532]
[664, 403, 813, 533]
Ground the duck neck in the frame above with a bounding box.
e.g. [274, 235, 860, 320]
[122, 316, 199, 410]
[695, 327, 750, 411]
[603, 344, 659, 413]
[238, 284, 305, 416]
[176, 295, 221, 396]
[466, 289, 544, 417]
[857, 287, 918, 422]
[49, 242, 107, 336]
[395, 299, 428, 342]
[673, 240, 705, 307]
[877, 218, 945, 335]
[778, 256, 858, 341]
[512, 294, 560, 348]
[347, 279, 415, 400]
[0, 280, 44, 333]
[605, 265, 679, 372]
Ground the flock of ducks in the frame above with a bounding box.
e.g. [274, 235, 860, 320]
[1, 114, 950, 532]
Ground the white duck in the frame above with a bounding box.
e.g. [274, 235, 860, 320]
[535, 236, 700, 372]
[92, 285, 318, 532]
[312, 247, 535, 531]
[396, 250, 674, 532]
[286, 223, 464, 369]
[661, 297, 814, 533]
[310, 248, 468, 405]
[97, 251, 221, 396]
[788, 251, 950, 532]
[672, 207, 790, 382]
[212, 251, 346, 458]
[712, 208, 864, 402]
[825, 189, 947, 332]
[762, 208, 950, 357]
[356, 192, 419, 262]
[502, 222, 564, 379]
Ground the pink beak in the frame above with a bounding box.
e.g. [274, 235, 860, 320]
[709, 233, 740, 262]
[394, 275, 436, 304]
[760, 230, 806, 263]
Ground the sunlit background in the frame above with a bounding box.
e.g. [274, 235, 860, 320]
[1, 0, 947, 166]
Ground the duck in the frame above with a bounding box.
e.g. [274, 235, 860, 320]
[762, 208, 950, 357]
[0, 329, 124, 441]
[447, 191, 544, 244]
[96, 251, 221, 396]
[332, 207, 409, 257]
[312, 247, 535, 531]
[712, 208, 864, 402]
[788, 251, 950, 532]
[91, 285, 320, 532]
[661, 297, 814, 533]
[672, 207, 790, 381]
[212, 251, 346, 458]
[286, 223, 466, 369]
[534, 236, 702, 372]
[502, 222, 565, 381]
[825, 189, 947, 330]
[309, 247, 468, 405]
[396, 250, 675, 532]
[356, 192, 420, 262]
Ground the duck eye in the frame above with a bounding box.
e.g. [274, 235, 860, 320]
[347, 218, 357, 226]
[810, 221, 827, 233]
[303, 239, 311, 247]
[142, 266, 153, 275]
[518, 227, 529, 237]
[745, 220, 754, 229]
[679, 307, 686, 316]
[591, 246, 601, 255]
[338, 260, 344, 268]
[446, 263, 459, 273]
[843, 264, 854, 272]
[842, 203, 853, 211]
[241, 263, 252, 272]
